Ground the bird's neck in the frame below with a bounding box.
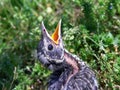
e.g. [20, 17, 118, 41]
[48, 50, 81, 88]
[64, 50, 79, 73]
[63, 50, 80, 85]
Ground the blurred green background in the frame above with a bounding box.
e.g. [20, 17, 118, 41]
[0, 0, 120, 90]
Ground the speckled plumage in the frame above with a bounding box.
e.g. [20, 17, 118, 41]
[37, 20, 98, 90]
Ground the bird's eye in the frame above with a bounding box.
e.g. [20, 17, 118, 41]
[48, 44, 53, 50]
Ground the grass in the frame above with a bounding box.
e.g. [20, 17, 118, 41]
[0, 0, 120, 90]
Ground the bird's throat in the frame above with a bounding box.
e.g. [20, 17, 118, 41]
[64, 51, 79, 73]
[64, 50, 79, 86]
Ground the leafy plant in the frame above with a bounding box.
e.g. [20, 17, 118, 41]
[0, 0, 120, 90]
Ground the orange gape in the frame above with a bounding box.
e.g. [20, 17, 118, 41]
[51, 24, 59, 44]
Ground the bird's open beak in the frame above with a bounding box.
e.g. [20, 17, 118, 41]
[51, 20, 61, 44]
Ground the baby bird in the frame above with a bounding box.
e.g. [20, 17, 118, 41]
[37, 20, 98, 90]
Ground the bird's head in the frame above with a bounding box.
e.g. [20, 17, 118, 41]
[37, 20, 64, 70]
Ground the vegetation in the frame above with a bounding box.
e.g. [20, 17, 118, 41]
[0, 0, 120, 90]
